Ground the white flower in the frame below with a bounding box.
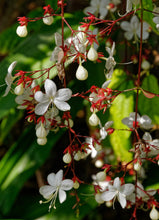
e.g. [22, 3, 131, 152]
[125, 0, 140, 14]
[3, 61, 17, 97]
[122, 112, 153, 130]
[120, 15, 149, 41]
[39, 170, 73, 210]
[99, 120, 113, 140]
[142, 132, 159, 157]
[105, 42, 116, 78]
[101, 177, 135, 208]
[84, 0, 110, 19]
[16, 25, 28, 37]
[34, 79, 72, 115]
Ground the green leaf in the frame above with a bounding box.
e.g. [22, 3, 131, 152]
[109, 80, 134, 162]
[138, 75, 159, 124]
[107, 69, 127, 90]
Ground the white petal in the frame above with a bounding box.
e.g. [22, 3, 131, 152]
[124, 32, 134, 40]
[55, 88, 72, 101]
[101, 191, 117, 201]
[102, 80, 111, 89]
[130, 15, 139, 31]
[126, 0, 132, 13]
[118, 192, 127, 208]
[55, 32, 62, 46]
[35, 102, 50, 115]
[59, 189, 66, 203]
[143, 132, 152, 141]
[61, 179, 73, 191]
[47, 173, 56, 186]
[120, 21, 131, 32]
[39, 185, 56, 199]
[120, 184, 135, 196]
[54, 100, 71, 111]
[34, 91, 50, 103]
[8, 61, 17, 74]
[44, 79, 57, 97]
[104, 121, 113, 129]
[3, 86, 11, 97]
[153, 17, 159, 24]
[113, 177, 120, 189]
[83, 6, 97, 15]
[55, 170, 63, 186]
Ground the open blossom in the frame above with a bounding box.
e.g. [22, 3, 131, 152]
[99, 120, 113, 140]
[142, 132, 159, 157]
[105, 42, 116, 78]
[3, 61, 17, 97]
[34, 79, 72, 115]
[101, 177, 135, 208]
[120, 15, 149, 41]
[39, 170, 73, 210]
[122, 112, 153, 129]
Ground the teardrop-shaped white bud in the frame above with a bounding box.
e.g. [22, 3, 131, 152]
[87, 46, 98, 61]
[73, 181, 80, 189]
[74, 151, 83, 161]
[14, 84, 24, 95]
[37, 137, 47, 145]
[16, 25, 28, 37]
[36, 123, 47, 138]
[63, 153, 72, 164]
[150, 206, 159, 220]
[95, 159, 104, 168]
[141, 60, 150, 70]
[76, 65, 88, 81]
[95, 143, 102, 151]
[96, 171, 106, 181]
[134, 162, 141, 171]
[89, 113, 99, 126]
[43, 13, 54, 25]
[95, 193, 104, 204]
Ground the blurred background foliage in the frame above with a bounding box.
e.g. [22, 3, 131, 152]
[0, 0, 159, 219]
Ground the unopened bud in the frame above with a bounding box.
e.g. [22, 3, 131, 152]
[141, 60, 150, 70]
[76, 65, 88, 81]
[63, 153, 72, 164]
[73, 180, 80, 189]
[43, 13, 54, 25]
[36, 123, 47, 138]
[14, 84, 24, 95]
[134, 162, 141, 171]
[96, 171, 106, 181]
[89, 113, 99, 126]
[95, 193, 104, 204]
[95, 159, 104, 168]
[150, 206, 159, 220]
[64, 119, 74, 128]
[16, 25, 28, 37]
[37, 137, 47, 145]
[87, 46, 98, 61]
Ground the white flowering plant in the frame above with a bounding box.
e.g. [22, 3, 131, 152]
[0, 0, 159, 219]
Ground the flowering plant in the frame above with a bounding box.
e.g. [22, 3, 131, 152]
[0, 0, 159, 219]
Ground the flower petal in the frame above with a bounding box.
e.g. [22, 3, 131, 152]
[118, 192, 127, 208]
[124, 32, 134, 40]
[143, 132, 152, 141]
[44, 79, 57, 97]
[34, 91, 50, 103]
[55, 88, 72, 101]
[120, 21, 131, 32]
[55, 170, 63, 186]
[35, 102, 50, 115]
[113, 177, 120, 189]
[120, 184, 135, 196]
[54, 100, 71, 111]
[47, 173, 56, 186]
[39, 185, 56, 199]
[61, 179, 73, 191]
[59, 189, 66, 203]
[8, 61, 17, 74]
[101, 191, 117, 201]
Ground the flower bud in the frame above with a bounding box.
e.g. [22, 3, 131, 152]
[89, 113, 99, 126]
[63, 153, 72, 164]
[150, 206, 159, 220]
[134, 162, 141, 171]
[16, 25, 28, 37]
[96, 171, 106, 181]
[105, 201, 113, 207]
[76, 65, 88, 81]
[95, 193, 104, 204]
[43, 13, 54, 25]
[36, 123, 47, 138]
[64, 119, 74, 128]
[14, 84, 24, 95]
[37, 137, 47, 145]
[74, 151, 83, 161]
[73, 181, 80, 189]
[95, 159, 104, 168]
[141, 60, 150, 70]
[87, 46, 98, 61]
